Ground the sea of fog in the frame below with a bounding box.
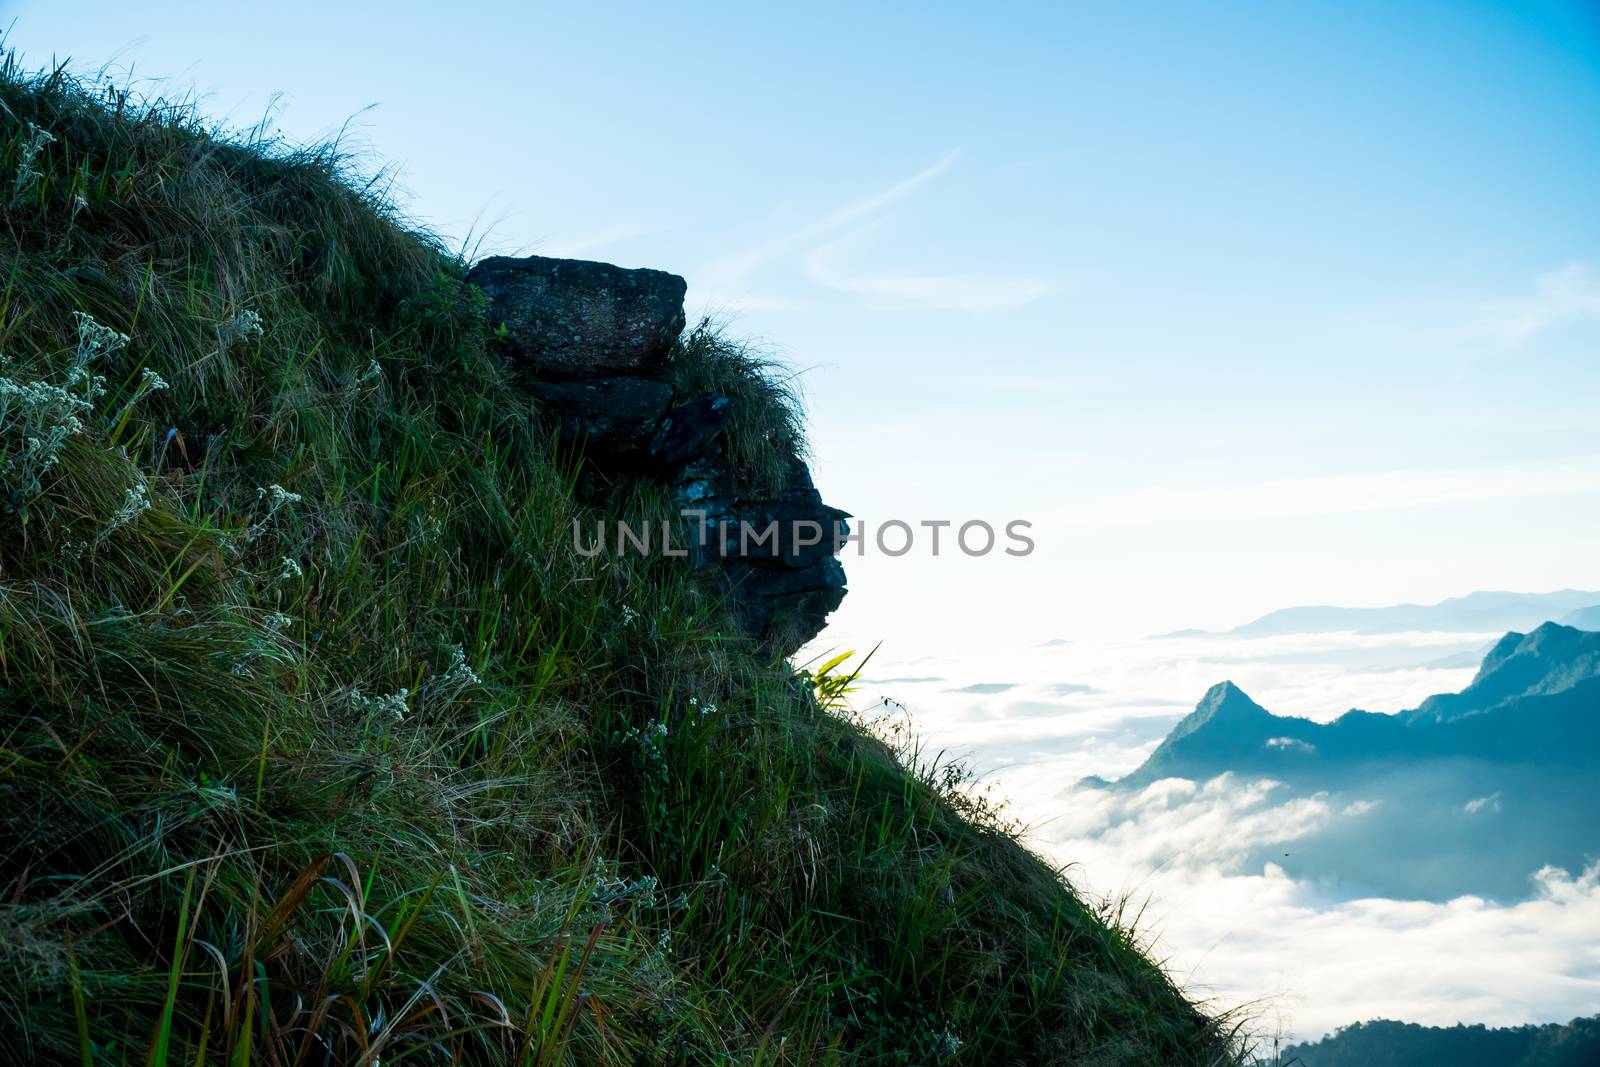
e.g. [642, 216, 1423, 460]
[849, 630, 1600, 1043]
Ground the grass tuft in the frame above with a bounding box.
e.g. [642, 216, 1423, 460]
[668, 319, 807, 494]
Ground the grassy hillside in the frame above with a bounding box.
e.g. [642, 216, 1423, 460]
[0, 55, 1240, 1065]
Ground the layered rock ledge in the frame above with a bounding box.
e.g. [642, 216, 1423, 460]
[466, 254, 847, 655]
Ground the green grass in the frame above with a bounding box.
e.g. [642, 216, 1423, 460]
[666, 321, 807, 494]
[0, 52, 1246, 1065]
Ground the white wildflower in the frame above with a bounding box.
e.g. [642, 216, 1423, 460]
[71, 311, 128, 361]
[370, 688, 409, 721]
[11, 124, 55, 202]
[103, 482, 151, 534]
[218, 309, 264, 347]
[259, 484, 302, 511]
[441, 644, 481, 689]
[620, 606, 640, 626]
[138, 368, 169, 393]
[276, 556, 302, 581]
[247, 484, 302, 541]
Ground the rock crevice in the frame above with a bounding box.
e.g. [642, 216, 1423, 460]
[467, 254, 847, 655]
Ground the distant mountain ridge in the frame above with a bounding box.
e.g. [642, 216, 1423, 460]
[1560, 604, 1600, 631]
[1123, 623, 1600, 788]
[1107, 623, 1600, 899]
[1159, 590, 1600, 638]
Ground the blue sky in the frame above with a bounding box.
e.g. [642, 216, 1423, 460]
[7, 0, 1600, 647]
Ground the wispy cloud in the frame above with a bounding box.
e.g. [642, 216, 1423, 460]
[705, 151, 962, 288]
[1068, 455, 1600, 527]
[803, 231, 1054, 312]
[698, 150, 1053, 314]
[1479, 263, 1600, 342]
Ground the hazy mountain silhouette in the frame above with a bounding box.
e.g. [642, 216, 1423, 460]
[1108, 624, 1600, 899]
[1157, 590, 1600, 638]
[1560, 604, 1600, 631]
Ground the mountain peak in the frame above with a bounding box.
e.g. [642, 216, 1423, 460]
[1158, 681, 1271, 742]
[1114, 681, 1283, 787]
[1410, 623, 1600, 723]
[1196, 680, 1266, 716]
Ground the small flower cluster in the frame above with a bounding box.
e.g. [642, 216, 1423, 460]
[0, 312, 122, 512]
[350, 687, 410, 722]
[620, 605, 640, 626]
[73, 311, 129, 362]
[440, 644, 481, 689]
[688, 696, 718, 720]
[588, 860, 662, 910]
[218, 309, 264, 348]
[247, 483, 301, 542]
[136, 368, 169, 396]
[276, 556, 303, 582]
[102, 481, 151, 537]
[258, 484, 302, 511]
[10, 123, 55, 204]
[624, 718, 669, 750]
[0, 375, 91, 495]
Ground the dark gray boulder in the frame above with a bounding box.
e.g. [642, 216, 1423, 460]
[725, 556, 848, 655]
[649, 394, 733, 468]
[530, 378, 674, 460]
[468, 255, 687, 380]
[673, 453, 850, 653]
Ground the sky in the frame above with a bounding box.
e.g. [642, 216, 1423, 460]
[7, 0, 1600, 1040]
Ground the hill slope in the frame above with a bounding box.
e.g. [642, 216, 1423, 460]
[0, 57, 1238, 1064]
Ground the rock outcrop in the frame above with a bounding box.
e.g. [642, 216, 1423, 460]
[470, 256, 686, 380]
[467, 254, 847, 655]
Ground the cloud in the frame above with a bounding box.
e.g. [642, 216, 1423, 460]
[701, 151, 961, 296]
[1463, 792, 1502, 814]
[697, 149, 1052, 314]
[802, 232, 1053, 313]
[1267, 737, 1316, 753]
[1481, 264, 1600, 342]
[1066, 455, 1600, 528]
[1034, 778, 1600, 1040]
[947, 682, 1018, 694]
[855, 634, 1593, 1043]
